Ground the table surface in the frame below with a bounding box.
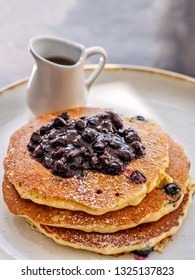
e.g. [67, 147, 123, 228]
[0, 0, 195, 88]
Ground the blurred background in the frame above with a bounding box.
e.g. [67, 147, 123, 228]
[1, 0, 195, 88]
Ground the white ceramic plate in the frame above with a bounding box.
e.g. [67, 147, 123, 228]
[0, 65, 195, 260]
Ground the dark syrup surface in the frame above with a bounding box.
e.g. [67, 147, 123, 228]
[46, 56, 76, 65]
[27, 112, 146, 178]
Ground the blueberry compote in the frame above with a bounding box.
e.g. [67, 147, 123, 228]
[27, 111, 145, 178]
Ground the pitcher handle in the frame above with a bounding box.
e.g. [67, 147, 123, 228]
[84, 46, 107, 89]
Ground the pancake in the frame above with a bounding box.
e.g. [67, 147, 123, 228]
[26, 182, 195, 256]
[4, 107, 170, 215]
[2, 138, 189, 232]
[164, 137, 190, 191]
[2, 178, 184, 233]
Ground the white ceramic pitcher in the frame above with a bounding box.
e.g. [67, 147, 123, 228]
[27, 36, 107, 116]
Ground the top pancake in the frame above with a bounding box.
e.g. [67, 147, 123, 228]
[4, 107, 170, 215]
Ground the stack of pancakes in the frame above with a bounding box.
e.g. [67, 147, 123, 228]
[3, 107, 194, 257]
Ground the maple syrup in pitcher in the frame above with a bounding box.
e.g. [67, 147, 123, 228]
[27, 35, 107, 116]
[46, 56, 76, 65]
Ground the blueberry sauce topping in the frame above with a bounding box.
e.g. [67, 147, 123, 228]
[27, 111, 146, 178]
[129, 171, 147, 184]
[162, 183, 181, 196]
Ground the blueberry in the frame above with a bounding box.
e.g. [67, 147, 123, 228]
[106, 159, 124, 175]
[109, 137, 122, 149]
[73, 135, 83, 147]
[101, 120, 113, 132]
[81, 128, 98, 143]
[96, 124, 111, 133]
[52, 147, 66, 159]
[39, 141, 50, 152]
[90, 156, 101, 169]
[53, 160, 67, 174]
[93, 140, 105, 153]
[125, 133, 140, 144]
[67, 148, 81, 160]
[129, 171, 146, 184]
[44, 157, 53, 168]
[96, 189, 102, 194]
[117, 128, 126, 136]
[80, 115, 88, 120]
[39, 124, 51, 135]
[162, 184, 181, 196]
[69, 156, 83, 169]
[30, 132, 41, 143]
[57, 112, 70, 121]
[123, 127, 136, 135]
[131, 141, 146, 157]
[65, 121, 75, 130]
[87, 116, 99, 126]
[97, 134, 110, 144]
[65, 130, 78, 142]
[118, 147, 133, 161]
[131, 115, 146, 122]
[108, 111, 123, 129]
[50, 136, 67, 147]
[53, 117, 67, 128]
[61, 146, 74, 157]
[84, 146, 95, 158]
[132, 247, 153, 257]
[100, 151, 112, 165]
[33, 145, 44, 156]
[96, 125, 103, 132]
[98, 112, 110, 120]
[123, 128, 140, 144]
[27, 142, 36, 152]
[75, 119, 87, 130]
[60, 146, 71, 156]
[47, 130, 58, 140]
